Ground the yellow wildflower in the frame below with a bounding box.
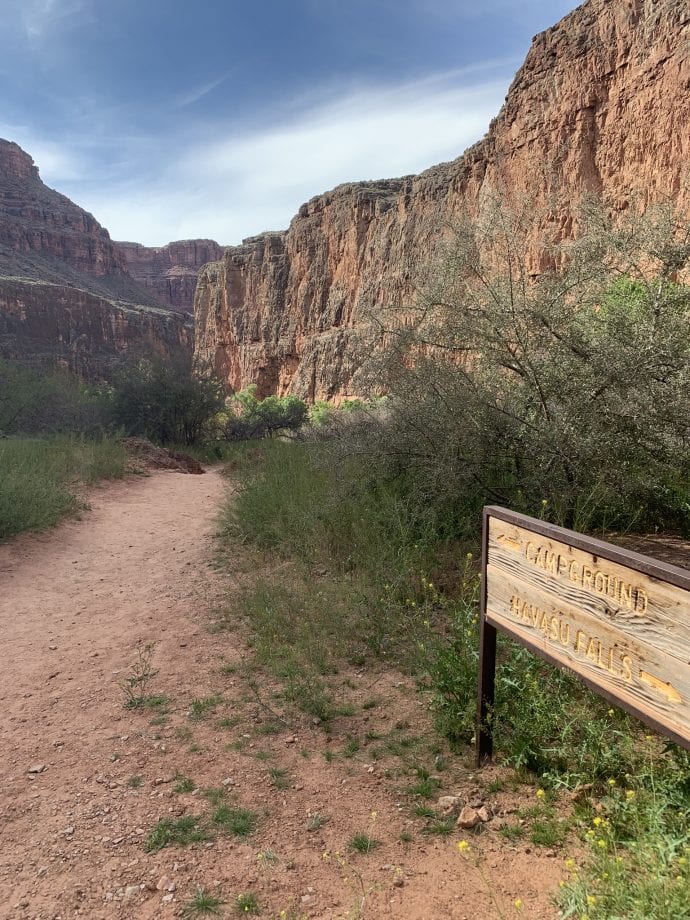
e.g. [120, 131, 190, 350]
[457, 840, 470, 853]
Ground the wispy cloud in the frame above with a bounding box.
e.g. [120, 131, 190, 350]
[21, 0, 91, 44]
[30, 67, 512, 246]
[174, 70, 237, 110]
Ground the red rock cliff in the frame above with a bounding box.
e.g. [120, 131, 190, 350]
[117, 239, 224, 313]
[194, 0, 690, 400]
[0, 140, 128, 280]
[0, 139, 193, 377]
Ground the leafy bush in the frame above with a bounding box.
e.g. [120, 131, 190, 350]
[218, 386, 307, 440]
[0, 358, 111, 435]
[110, 354, 224, 445]
[367, 197, 690, 535]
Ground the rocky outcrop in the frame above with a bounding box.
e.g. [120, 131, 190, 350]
[195, 0, 690, 400]
[0, 139, 131, 284]
[118, 239, 224, 313]
[0, 139, 193, 377]
[0, 279, 192, 380]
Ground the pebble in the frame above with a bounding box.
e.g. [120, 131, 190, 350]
[123, 885, 140, 900]
[28, 764, 46, 774]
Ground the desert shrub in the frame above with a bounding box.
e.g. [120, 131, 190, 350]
[365, 197, 690, 535]
[218, 386, 307, 440]
[110, 354, 224, 445]
[0, 358, 111, 435]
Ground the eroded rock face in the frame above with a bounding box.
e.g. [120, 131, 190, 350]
[0, 139, 193, 377]
[0, 280, 192, 380]
[0, 139, 128, 280]
[195, 0, 690, 400]
[118, 239, 225, 313]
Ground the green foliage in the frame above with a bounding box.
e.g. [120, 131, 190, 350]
[220, 198, 690, 918]
[111, 354, 224, 445]
[0, 358, 111, 436]
[212, 804, 257, 837]
[144, 815, 208, 851]
[219, 385, 308, 440]
[369, 197, 690, 534]
[235, 892, 260, 915]
[0, 434, 126, 540]
[182, 887, 225, 917]
[348, 833, 380, 854]
[559, 750, 690, 920]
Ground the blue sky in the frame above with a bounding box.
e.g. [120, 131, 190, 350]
[1, 0, 577, 246]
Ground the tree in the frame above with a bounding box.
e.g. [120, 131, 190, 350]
[367, 196, 690, 533]
[220, 386, 308, 440]
[110, 354, 225, 445]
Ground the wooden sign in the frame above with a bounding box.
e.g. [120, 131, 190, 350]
[477, 506, 690, 763]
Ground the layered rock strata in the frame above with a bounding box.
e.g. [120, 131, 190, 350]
[0, 280, 192, 380]
[118, 239, 225, 313]
[195, 0, 690, 400]
[0, 139, 193, 377]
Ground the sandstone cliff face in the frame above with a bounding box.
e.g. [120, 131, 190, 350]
[0, 280, 192, 380]
[0, 139, 193, 377]
[0, 140, 129, 281]
[195, 0, 690, 400]
[118, 239, 224, 313]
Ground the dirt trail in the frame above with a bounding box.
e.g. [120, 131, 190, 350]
[0, 470, 563, 920]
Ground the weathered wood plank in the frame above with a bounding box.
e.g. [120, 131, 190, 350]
[483, 509, 690, 748]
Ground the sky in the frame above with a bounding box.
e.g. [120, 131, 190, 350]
[0, 0, 577, 247]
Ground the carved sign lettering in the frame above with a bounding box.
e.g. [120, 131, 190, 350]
[483, 508, 690, 749]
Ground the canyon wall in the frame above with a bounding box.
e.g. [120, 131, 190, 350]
[0, 139, 193, 377]
[118, 239, 225, 313]
[0, 280, 192, 380]
[195, 0, 690, 400]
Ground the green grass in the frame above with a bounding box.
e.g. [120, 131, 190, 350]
[268, 767, 290, 789]
[124, 693, 168, 711]
[235, 892, 260, 914]
[0, 435, 126, 540]
[212, 805, 257, 838]
[348, 833, 380, 854]
[174, 775, 197, 794]
[126, 774, 143, 788]
[189, 695, 222, 721]
[182, 887, 225, 917]
[222, 438, 690, 920]
[144, 815, 208, 851]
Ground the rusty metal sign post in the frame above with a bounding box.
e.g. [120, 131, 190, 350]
[477, 506, 690, 764]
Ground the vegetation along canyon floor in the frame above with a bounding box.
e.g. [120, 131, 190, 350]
[1, 467, 571, 920]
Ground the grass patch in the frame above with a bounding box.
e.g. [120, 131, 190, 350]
[348, 833, 380, 854]
[0, 435, 126, 540]
[189, 695, 222, 721]
[235, 892, 260, 915]
[182, 887, 225, 917]
[174, 775, 196, 794]
[144, 815, 208, 852]
[212, 805, 257, 838]
[268, 767, 290, 789]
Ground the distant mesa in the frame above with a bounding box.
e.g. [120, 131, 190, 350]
[0, 137, 224, 378]
[117, 239, 225, 314]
